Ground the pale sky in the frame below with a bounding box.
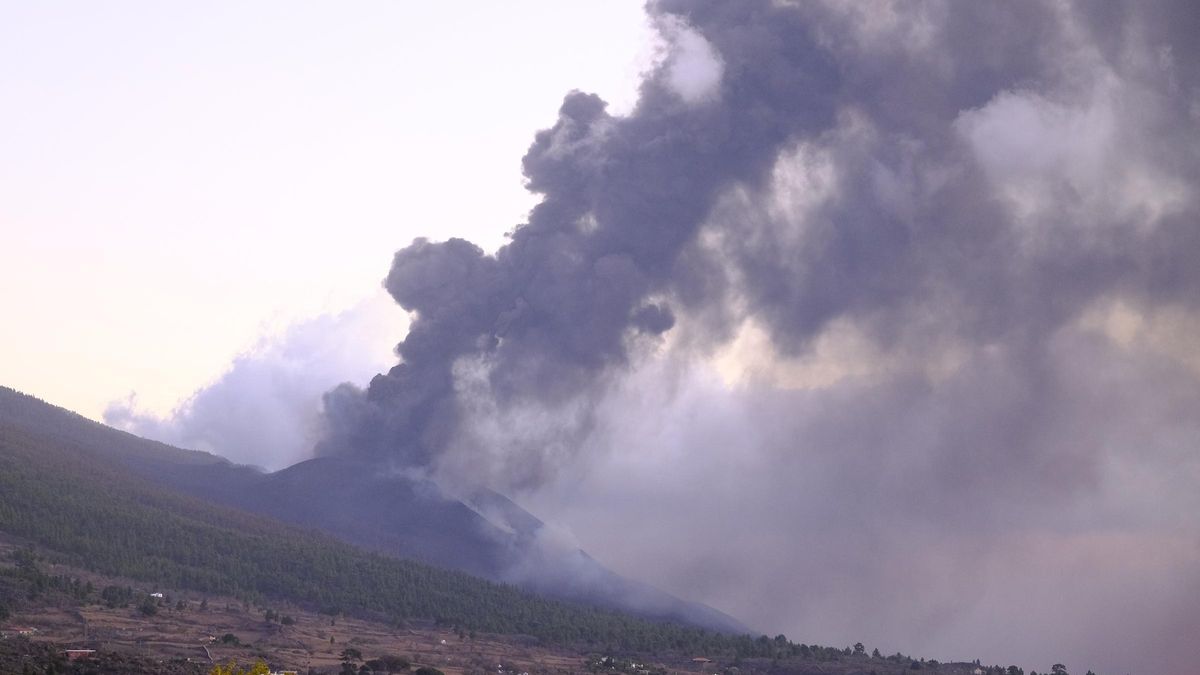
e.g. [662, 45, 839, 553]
[0, 0, 652, 419]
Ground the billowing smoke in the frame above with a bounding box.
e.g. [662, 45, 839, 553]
[107, 296, 404, 470]
[319, 2, 841, 477]
[320, 2, 1200, 673]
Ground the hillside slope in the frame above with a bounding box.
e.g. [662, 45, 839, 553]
[0, 386, 746, 634]
[0, 386, 1013, 675]
[0, 398, 756, 653]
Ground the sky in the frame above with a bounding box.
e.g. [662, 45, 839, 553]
[0, 0, 651, 420]
[3, 3, 1200, 675]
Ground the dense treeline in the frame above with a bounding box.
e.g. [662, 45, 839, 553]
[0, 386, 224, 470]
[0, 409, 830, 660]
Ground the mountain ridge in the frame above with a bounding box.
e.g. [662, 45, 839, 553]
[0, 385, 747, 634]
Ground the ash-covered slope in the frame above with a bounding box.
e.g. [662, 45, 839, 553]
[0, 386, 747, 634]
[226, 456, 747, 634]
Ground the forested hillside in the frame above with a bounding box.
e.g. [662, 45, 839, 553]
[0, 389, 830, 660]
[0, 387, 747, 635]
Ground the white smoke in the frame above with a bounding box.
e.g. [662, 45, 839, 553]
[106, 293, 405, 469]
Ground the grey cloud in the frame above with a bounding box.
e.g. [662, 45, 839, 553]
[320, 0, 844, 476]
[523, 329, 1200, 675]
[319, 2, 1199, 673]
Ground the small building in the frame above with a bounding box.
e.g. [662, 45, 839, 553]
[150, 592, 164, 599]
[64, 649, 96, 661]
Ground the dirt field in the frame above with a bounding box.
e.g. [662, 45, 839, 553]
[14, 598, 589, 674]
[1, 540, 989, 675]
[0, 535, 588, 674]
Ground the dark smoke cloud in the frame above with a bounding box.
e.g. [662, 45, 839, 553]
[322, 1, 1200, 673]
[318, 1, 842, 479]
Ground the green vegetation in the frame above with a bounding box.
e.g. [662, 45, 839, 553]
[0, 545, 95, 616]
[210, 660, 269, 675]
[0, 392, 842, 659]
[139, 595, 159, 616]
[100, 584, 135, 608]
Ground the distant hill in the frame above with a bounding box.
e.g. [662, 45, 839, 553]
[0, 386, 746, 635]
[0, 386, 1006, 675]
[0, 384, 1041, 672]
[0, 386, 765, 653]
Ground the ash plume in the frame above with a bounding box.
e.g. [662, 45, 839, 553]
[318, 1, 844, 477]
[319, 2, 1200, 673]
[323, 0, 1199, 475]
